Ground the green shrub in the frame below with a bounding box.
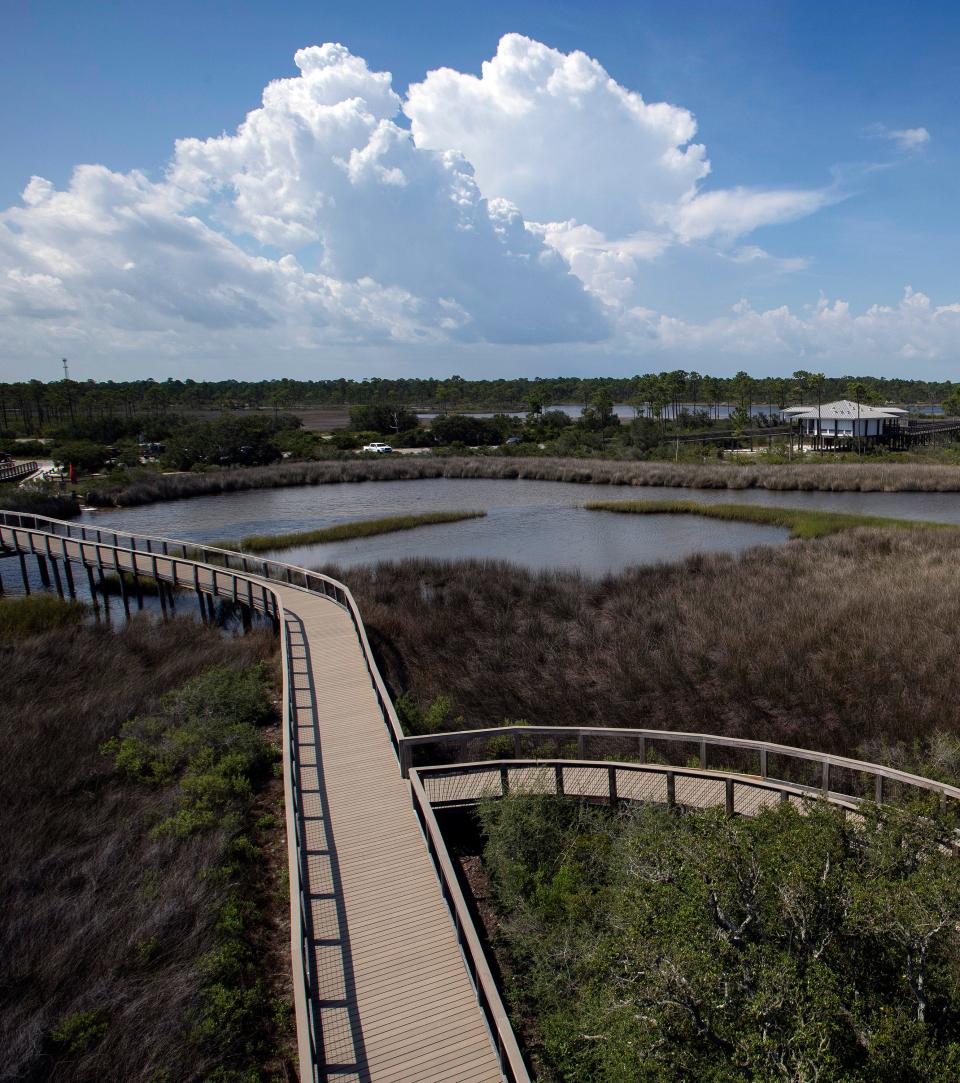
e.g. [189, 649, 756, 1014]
[49, 1009, 108, 1055]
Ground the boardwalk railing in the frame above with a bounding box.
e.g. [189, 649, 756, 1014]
[0, 509, 407, 759]
[409, 770, 531, 1083]
[414, 759, 864, 817]
[0, 460, 38, 483]
[400, 724, 960, 809]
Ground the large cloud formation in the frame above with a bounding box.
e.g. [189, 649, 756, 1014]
[406, 34, 834, 306]
[0, 42, 608, 370]
[0, 36, 954, 377]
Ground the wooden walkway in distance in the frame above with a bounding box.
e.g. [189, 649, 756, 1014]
[0, 522, 506, 1083]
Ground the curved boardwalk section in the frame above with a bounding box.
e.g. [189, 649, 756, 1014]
[0, 514, 507, 1083]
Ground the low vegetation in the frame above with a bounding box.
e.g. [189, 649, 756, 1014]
[0, 603, 293, 1081]
[214, 509, 485, 554]
[478, 792, 960, 1081]
[0, 485, 81, 518]
[86, 455, 960, 508]
[95, 571, 162, 596]
[0, 593, 86, 639]
[585, 498, 951, 538]
[339, 527, 960, 758]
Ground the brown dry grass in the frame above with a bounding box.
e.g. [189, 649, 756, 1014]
[0, 616, 283, 1082]
[336, 528, 960, 758]
[88, 455, 960, 507]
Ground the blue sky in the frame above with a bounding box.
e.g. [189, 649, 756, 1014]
[2, 0, 958, 381]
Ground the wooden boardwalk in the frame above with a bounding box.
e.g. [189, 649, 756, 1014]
[0, 520, 506, 1083]
[281, 591, 505, 1082]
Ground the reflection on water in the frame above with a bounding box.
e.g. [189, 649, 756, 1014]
[77, 474, 960, 575]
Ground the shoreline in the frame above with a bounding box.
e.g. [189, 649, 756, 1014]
[82, 455, 960, 510]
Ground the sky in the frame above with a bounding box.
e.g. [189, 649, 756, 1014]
[2, 0, 959, 382]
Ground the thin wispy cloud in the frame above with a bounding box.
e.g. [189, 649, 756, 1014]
[866, 123, 931, 152]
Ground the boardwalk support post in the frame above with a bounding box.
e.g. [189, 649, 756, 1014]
[63, 558, 76, 600]
[725, 778, 735, 818]
[36, 554, 50, 588]
[49, 557, 65, 599]
[85, 565, 99, 616]
[118, 572, 131, 620]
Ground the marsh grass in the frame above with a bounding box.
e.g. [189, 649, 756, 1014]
[96, 571, 162, 596]
[0, 617, 292, 1081]
[335, 527, 960, 759]
[0, 593, 86, 639]
[86, 455, 960, 507]
[585, 498, 953, 538]
[214, 509, 485, 553]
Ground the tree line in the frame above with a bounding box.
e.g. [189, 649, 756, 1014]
[1, 369, 955, 433]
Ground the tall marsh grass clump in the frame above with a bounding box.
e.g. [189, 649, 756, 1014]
[586, 498, 952, 538]
[0, 594, 86, 639]
[85, 455, 960, 507]
[214, 509, 485, 553]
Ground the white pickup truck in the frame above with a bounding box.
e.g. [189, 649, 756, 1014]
[362, 442, 393, 453]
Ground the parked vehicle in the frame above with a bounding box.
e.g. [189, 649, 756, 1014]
[362, 442, 393, 453]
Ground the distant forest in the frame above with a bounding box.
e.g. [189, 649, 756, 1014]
[1, 370, 955, 432]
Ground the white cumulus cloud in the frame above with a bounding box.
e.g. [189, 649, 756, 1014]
[405, 34, 831, 307]
[0, 41, 608, 371]
[406, 33, 709, 238]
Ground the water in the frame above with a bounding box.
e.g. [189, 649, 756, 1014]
[417, 402, 944, 422]
[65, 476, 960, 577]
[418, 402, 786, 422]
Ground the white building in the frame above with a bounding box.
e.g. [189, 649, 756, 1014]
[782, 400, 907, 446]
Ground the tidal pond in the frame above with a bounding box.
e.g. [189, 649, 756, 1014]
[79, 475, 960, 576]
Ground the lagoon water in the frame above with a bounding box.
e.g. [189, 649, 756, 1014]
[80, 476, 960, 577]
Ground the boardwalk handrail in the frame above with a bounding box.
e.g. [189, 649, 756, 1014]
[0, 508, 406, 758]
[401, 724, 960, 808]
[409, 770, 531, 1082]
[0, 460, 38, 483]
[412, 759, 866, 815]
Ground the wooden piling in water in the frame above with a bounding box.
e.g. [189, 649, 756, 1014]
[36, 554, 51, 588]
[85, 565, 100, 616]
[63, 559, 76, 600]
[19, 553, 31, 595]
[49, 557, 65, 599]
[97, 568, 111, 622]
[119, 572, 131, 620]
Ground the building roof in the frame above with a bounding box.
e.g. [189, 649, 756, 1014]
[782, 399, 907, 420]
